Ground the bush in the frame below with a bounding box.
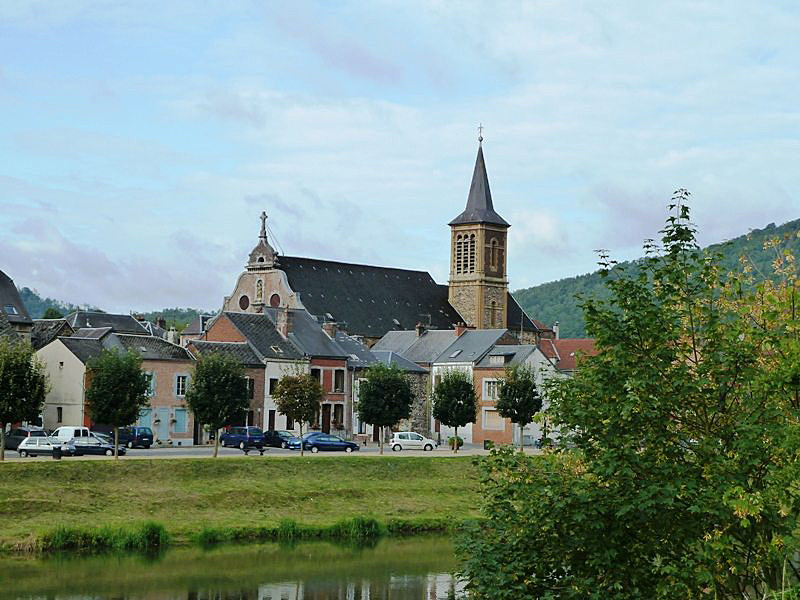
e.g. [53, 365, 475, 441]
[448, 436, 463, 449]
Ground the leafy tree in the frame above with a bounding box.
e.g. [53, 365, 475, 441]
[459, 192, 800, 599]
[432, 370, 476, 454]
[41, 307, 64, 319]
[0, 339, 48, 461]
[185, 352, 248, 458]
[357, 363, 415, 454]
[495, 364, 541, 451]
[272, 372, 323, 456]
[86, 349, 150, 459]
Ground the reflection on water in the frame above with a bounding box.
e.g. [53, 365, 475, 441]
[0, 537, 466, 600]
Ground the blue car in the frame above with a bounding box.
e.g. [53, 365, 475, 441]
[220, 426, 266, 450]
[288, 431, 360, 453]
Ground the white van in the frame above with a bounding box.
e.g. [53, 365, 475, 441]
[50, 426, 106, 450]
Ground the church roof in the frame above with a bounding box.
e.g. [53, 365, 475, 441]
[279, 256, 463, 338]
[507, 293, 542, 333]
[449, 145, 509, 227]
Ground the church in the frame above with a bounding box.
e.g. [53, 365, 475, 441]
[222, 141, 547, 345]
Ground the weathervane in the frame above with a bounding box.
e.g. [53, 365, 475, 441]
[478, 123, 484, 145]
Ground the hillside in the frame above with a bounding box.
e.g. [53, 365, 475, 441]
[512, 218, 800, 338]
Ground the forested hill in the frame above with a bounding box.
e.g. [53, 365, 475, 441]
[512, 217, 800, 339]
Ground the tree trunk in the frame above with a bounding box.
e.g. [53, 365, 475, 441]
[453, 426, 458, 454]
[0, 424, 5, 462]
[299, 423, 304, 457]
[519, 423, 525, 453]
[213, 428, 220, 458]
[114, 426, 119, 460]
[379, 426, 384, 455]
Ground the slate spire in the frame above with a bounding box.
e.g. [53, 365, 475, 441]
[448, 142, 510, 227]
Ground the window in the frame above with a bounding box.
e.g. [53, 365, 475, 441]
[175, 375, 188, 397]
[490, 238, 500, 271]
[245, 377, 255, 399]
[56, 407, 63, 423]
[333, 403, 344, 426]
[483, 408, 505, 431]
[399, 433, 409, 440]
[468, 234, 476, 273]
[3, 304, 17, 315]
[455, 235, 464, 274]
[490, 301, 497, 327]
[286, 416, 294, 429]
[358, 419, 366, 434]
[310, 368, 321, 383]
[412, 434, 423, 441]
[269, 378, 279, 395]
[485, 380, 500, 402]
[334, 370, 344, 393]
[145, 372, 156, 396]
[174, 408, 187, 433]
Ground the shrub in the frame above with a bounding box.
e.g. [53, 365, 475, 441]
[448, 436, 463, 449]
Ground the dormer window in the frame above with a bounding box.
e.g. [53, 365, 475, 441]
[3, 304, 17, 315]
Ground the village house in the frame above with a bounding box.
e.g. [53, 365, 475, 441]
[0, 269, 33, 342]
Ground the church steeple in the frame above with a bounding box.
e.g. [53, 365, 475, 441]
[247, 211, 277, 271]
[449, 144, 510, 228]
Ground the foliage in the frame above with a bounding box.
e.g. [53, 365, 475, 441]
[185, 351, 248, 458]
[496, 364, 542, 451]
[136, 307, 210, 331]
[40, 522, 168, 553]
[0, 339, 48, 460]
[41, 307, 64, 319]
[273, 372, 323, 456]
[86, 349, 150, 458]
[433, 370, 476, 453]
[512, 215, 800, 338]
[460, 192, 800, 599]
[448, 435, 463, 449]
[357, 363, 415, 454]
[17, 286, 98, 319]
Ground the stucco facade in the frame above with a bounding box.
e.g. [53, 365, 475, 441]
[38, 339, 89, 430]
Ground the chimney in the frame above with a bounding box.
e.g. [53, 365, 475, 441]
[167, 326, 178, 345]
[415, 322, 427, 337]
[553, 321, 560, 340]
[322, 321, 338, 338]
[455, 322, 469, 337]
[157, 317, 167, 330]
[277, 306, 294, 338]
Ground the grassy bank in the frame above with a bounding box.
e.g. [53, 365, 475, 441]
[0, 455, 479, 552]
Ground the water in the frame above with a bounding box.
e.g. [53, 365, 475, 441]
[0, 536, 465, 600]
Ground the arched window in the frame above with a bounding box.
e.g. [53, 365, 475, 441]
[490, 300, 497, 327]
[455, 235, 463, 274]
[490, 238, 499, 271]
[468, 234, 476, 273]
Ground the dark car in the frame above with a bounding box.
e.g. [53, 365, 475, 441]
[75, 437, 127, 456]
[117, 426, 154, 449]
[263, 430, 299, 449]
[289, 432, 360, 453]
[5, 426, 48, 450]
[220, 426, 266, 450]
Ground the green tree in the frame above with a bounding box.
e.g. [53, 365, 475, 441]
[86, 349, 150, 459]
[272, 372, 323, 456]
[185, 352, 247, 458]
[41, 307, 64, 319]
[0, 339, 48, 461]
[459, 192, 800, 599]
[357, 363, 415, 454]
[495, 364, 542, 452]
[432, 370, 476, 454]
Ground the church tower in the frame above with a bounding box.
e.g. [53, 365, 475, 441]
[448, 139, 510, 329]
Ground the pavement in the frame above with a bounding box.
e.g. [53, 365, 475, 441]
[1, 442, 541, 462]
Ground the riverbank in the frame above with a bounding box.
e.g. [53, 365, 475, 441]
[0, 455, 480, 552]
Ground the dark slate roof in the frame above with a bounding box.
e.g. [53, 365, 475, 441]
[115, 334, 193, 361]
[221, 312, 302, 360]
[448, 145, 509, 227]
[71, 327, 113, 339]
[278, 256, 463, 338]
[31, 319, 73, 350]
[506, 293, 541, 333]
[475, 344, 538, 368]
[373, 329, 458, 365]
[334, 331, 378, 369]
[263, 308, 348, 359]
[184, 315, 214, 335]
[60, 336, 105, 364]
[435, 329, 509, 364]
[190, 340, 263, 367]
[0, 311, 19, 341]
[65, 311, 148, 334]
[371, 350, 429, 374]
[0, 270, 33, 326]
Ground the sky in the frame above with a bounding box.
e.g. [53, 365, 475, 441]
[1, 1, 799, 313]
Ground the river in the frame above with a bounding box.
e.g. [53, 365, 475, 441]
[0, 536, 465, 599]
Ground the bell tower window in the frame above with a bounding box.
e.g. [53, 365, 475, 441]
[490, 300, 497, 327]
[468, 234, 476, 274]
[455, 235, 464, 274]
[490, 238, 499, 272]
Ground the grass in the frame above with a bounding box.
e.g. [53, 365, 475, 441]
[0, 455, 479, 552]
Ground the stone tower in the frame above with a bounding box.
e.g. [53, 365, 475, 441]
[448, 142, 510, 329]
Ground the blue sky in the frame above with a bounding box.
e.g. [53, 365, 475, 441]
[1, 1, 799, 313]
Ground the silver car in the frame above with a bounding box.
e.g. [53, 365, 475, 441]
[390, 431, 438, 452]
[17, 436, 78, 458]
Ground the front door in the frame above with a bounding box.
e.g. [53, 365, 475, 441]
[322, 404, 331, 434]
[268, 410, 276, 431]
[156, 408, 169, 441]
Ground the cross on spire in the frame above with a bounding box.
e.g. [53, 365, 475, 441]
[259, 211, 267, 240]
[478, 123, 484, 145]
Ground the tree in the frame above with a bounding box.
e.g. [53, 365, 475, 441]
[357, 363, 415, 454]
[432, 370, 476, 454]
[0, 339, 48, 461]
[495, 364, 542, 451]
[86, 349, 150, 459]
[41, 307, 64, 319]
[272, 372, 323, 456]
[185, 352, 248, 458]
[459, 192, 800, 599]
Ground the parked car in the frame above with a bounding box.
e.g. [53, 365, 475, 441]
[390, 431, 438, 452]
[4, 426, 48, 450]
[51, 426, 92, 444]
[117, 426, 154, 449]
[17, 436, 78, 458]
[263, 430, 299, 449]
[289, 432, 360, 453]
[220, 426, 266, 450]
[78, 439, 127, 457]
